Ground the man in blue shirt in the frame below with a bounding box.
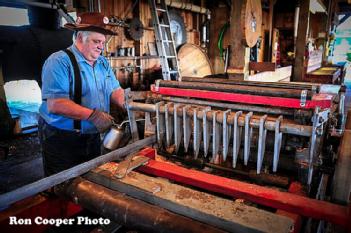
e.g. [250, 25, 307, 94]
[39, 12, 125, 176]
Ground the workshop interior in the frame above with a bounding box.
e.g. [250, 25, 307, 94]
[0, 0, 351, 232]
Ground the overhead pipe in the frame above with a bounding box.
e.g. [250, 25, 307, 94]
[57, 177, 226, 233]
[164, 0, 211, 15]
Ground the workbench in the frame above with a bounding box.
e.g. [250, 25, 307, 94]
[305, 66, 342, 84]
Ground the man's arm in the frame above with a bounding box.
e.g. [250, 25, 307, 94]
[111, 88, 125, 109]
[47, 98, 93, 120]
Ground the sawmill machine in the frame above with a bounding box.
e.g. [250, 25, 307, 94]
[126, 77, 346, 192]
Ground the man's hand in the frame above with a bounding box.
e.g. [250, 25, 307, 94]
[87, 109, 114, 133]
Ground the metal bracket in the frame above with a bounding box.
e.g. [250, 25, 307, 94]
[244, 112, 253, 165]
[232, 111, 242, 168]
[156, 101, 165, 148]
[202, 108, 211, 158]
[174, 103, 183, 153]
[125, 88, 139, 142]
[183, 105, 191, 152]
[222, 110, 231, 162]
[114, 155, 150, 179]
[273, 115, 283, 172]
[257, 114, 268, 174]
[165, 102, 174, 147]
[155, 79, 161, 91]
[300, 90, 307, 107]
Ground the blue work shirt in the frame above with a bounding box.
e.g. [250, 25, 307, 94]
[39, 44, 120, 134]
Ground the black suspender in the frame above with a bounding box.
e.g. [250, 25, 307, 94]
[63, 49, 82, 131]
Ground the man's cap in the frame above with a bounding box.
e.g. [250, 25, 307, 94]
[64, 12, 117, 35]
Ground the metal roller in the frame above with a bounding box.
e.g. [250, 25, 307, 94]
[157, 80, 313, 99]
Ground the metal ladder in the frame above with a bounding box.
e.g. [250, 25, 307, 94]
[149, 0, 181, 81]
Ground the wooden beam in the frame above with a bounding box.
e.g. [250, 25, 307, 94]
[292, 0, 310, 82]
[137, 158, 349, 227]
[268, 0, 275, 61]
[86, 165, 294, 233]
[0, 57, 6, 102]
[249, 62, 276, 72]
[229, 0, 246, 79]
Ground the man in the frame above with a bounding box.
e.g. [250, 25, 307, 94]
[39, 12, 125, 176]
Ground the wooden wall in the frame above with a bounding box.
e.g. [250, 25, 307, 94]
[208, 2, 271, 74]
[76, 0, 275, 78]
[86, 0, 202, 84]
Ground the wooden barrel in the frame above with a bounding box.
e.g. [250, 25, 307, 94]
[178, 43, 214, 78]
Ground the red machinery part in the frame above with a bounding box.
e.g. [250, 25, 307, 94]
[137, 148, 350, 228]
[151, 85, 333, 109]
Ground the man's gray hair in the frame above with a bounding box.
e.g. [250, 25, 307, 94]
[73, 31, 92, 44]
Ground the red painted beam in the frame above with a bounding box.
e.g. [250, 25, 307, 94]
[151, 85, 333, 109]
[137, 150, 348, 228]
[276, 182, 306, 233]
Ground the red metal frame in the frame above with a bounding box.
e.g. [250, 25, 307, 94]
[276, 182, 305, 233]
[136, 148, 349, 228]
[151, 85, 333, 109]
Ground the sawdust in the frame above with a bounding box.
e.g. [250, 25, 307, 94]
[175, 189, 212, 202]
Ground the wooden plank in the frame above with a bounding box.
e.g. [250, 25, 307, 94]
[229, 0, 245, 79]
[305, 67, 341, 84]
[346, 110, 351, 130]
[249, 62, 276, 72]
[248, 66, 291, 82]
[85, 165, 293, 233]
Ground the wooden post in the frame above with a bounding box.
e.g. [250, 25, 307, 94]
[0, 61, 6, 102]
[208, 2, 229, 74]
[292, 0, 310, 82]
[228, 0, 247, 80]
[268, 0, 275, 62]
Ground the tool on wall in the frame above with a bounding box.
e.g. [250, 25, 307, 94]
[148, 0, 181, 81]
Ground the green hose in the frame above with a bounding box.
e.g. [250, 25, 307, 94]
[218, 22, 229, 62]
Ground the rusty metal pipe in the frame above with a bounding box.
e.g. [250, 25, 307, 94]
[128, 102, 313, 136]
[158, 80, 313, 99]
[57, 177, 225, 233]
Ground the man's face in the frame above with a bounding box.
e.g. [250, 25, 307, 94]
[79, 32, 106, 63]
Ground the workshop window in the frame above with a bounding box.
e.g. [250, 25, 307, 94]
[4, 80, 41, 131]
[0, 7, 29, 26]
